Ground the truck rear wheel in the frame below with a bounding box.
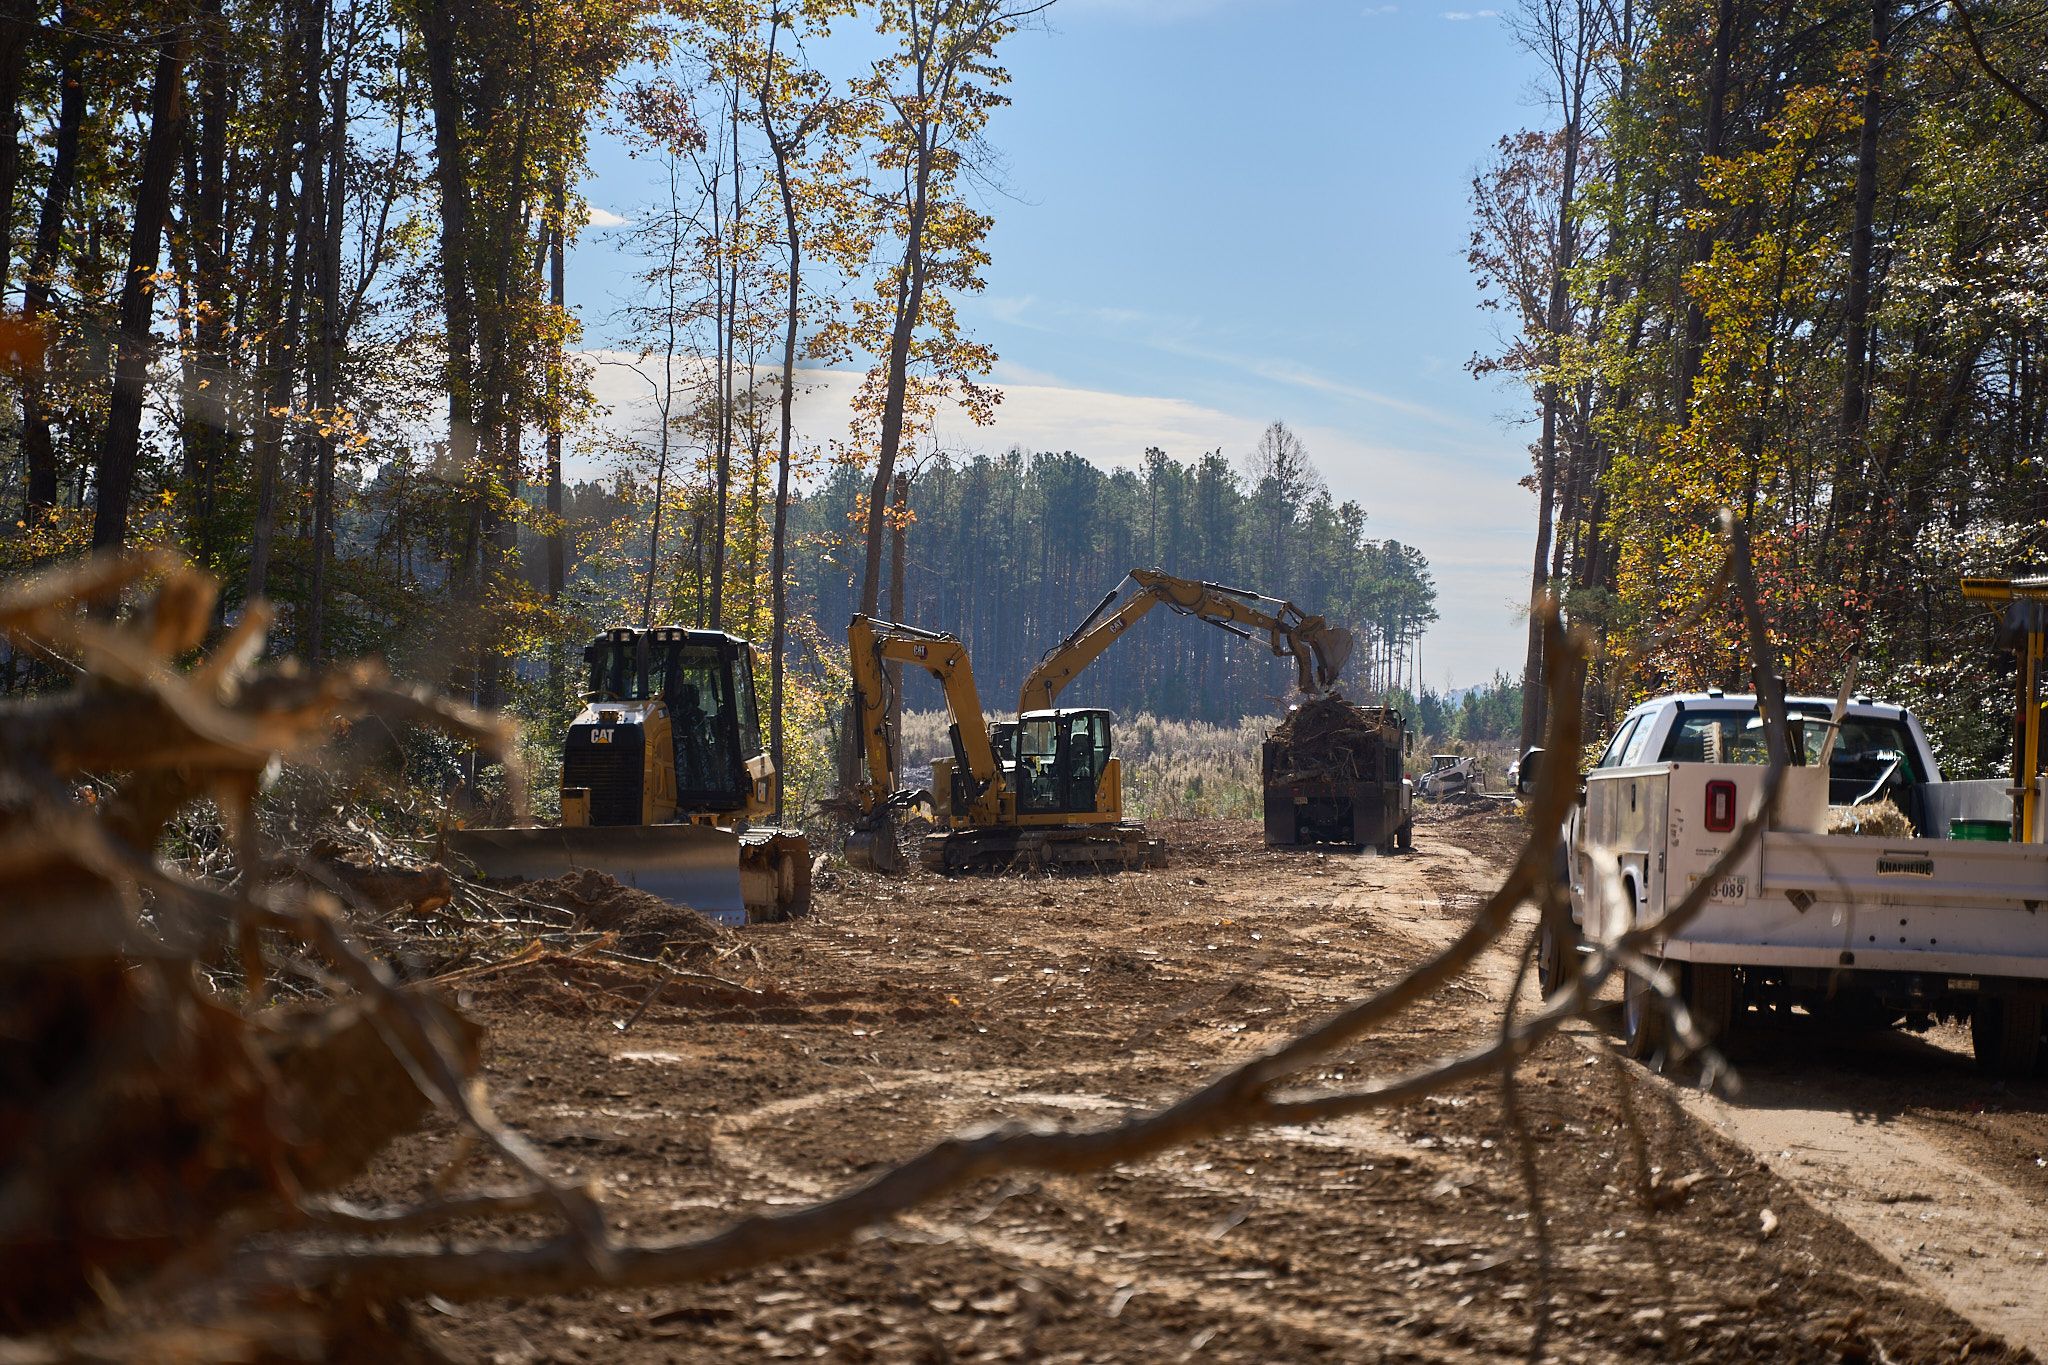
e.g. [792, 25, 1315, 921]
[1684, 963, 1737, 1049]
[1972, 997, 2044, 1076]
[1622, 965, 1666, 1062]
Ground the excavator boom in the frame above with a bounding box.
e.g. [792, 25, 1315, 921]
[845, 615, 1007, 871]
[1020, 569, 1354, 713]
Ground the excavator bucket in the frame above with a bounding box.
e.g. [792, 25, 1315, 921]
[442, 825, 749, 926]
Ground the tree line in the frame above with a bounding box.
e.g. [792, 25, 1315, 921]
[1473, 0, 2048, 772]
[789, 428, 1438, 725]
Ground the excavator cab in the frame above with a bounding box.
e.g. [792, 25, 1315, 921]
[1015, 708, 1114, 816]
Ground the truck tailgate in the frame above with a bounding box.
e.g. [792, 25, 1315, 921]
[1761, 834, 2048, 909]
[1663, 835, 2048, 977]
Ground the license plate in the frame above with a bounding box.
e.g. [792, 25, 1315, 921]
[1688, 872, 1747, 902]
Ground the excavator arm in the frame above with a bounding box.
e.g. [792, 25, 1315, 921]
[1019, 569, 1354, 713]
[846, 615, 1007, 870]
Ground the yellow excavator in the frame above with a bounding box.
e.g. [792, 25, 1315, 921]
[1018, 568, 1354, 714]
[845, 615, 1165, 875]
[444, 626, 810, 925]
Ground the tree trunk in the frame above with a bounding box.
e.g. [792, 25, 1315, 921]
[886, 469, 910, 758]
[0, 0, 35, 299]
[762, 80, 802, 823]
[709, 78, 742, 631]
[1519, 69, 1586, 753]
[859, 158, 933, 617]
[546, 179, 567, 713]
[90, 24, 190, 552]
[247, 110, 299, 603]
[308, 60, 344, 664]
[1827, 0, 1888, 578]
[1676, 0, 1739, 411]
[19, 13, 86, 523]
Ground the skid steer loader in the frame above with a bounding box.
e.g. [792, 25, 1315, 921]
[443, 626, 810, 926]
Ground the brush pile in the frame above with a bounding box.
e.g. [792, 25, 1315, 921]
[1265, 694, 1404, 784]
[0, 554, 515, 1356]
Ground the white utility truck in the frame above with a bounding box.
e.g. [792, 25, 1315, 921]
[1525, 690, 2048, 1074]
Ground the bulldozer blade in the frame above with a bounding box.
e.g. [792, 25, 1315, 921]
[441, 825, 748, 926]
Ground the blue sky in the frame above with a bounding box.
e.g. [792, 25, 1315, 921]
[566, 0, 1550, 688]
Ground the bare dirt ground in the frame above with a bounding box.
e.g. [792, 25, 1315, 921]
[363, 810, 2040, 1363]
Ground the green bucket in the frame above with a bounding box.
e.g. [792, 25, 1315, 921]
[1950, 818, 2011, 842]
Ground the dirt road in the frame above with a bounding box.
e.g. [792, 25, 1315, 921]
[374, 813, 2037, 1362]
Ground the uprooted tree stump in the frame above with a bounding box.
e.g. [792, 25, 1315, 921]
[0, 555, 506, 1353]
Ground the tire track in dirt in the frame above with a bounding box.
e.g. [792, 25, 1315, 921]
[699, 841, 1547, 1358]
[706, 1067, 1462, 1355]
[1663, 1036, 2048, 1356]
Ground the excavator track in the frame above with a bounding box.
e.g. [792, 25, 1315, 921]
[919, 825, 1166, 875]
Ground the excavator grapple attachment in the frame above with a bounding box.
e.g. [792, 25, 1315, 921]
[845, 814, 906, 876]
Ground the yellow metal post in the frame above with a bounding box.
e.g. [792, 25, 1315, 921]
[1961, 575, 2048, 843]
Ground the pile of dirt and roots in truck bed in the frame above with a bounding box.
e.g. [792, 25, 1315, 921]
[1265, 694, 1403, 782]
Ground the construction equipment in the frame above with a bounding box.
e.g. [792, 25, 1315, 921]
[1022, 568, 1391, 853]
[1417, 753, 1480, 799]
[444, 626, 810, 926]
[1263, 698, 1413, 852]
[845, 615, 1163, 875]
[1018, 569, 1353, 713]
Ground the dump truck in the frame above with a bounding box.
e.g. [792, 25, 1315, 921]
[443, 625, 810, 926]
[1263, 697, 1414, 853]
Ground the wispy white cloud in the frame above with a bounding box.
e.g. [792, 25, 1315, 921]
[1438, 7, 1498, 17]
[973, 294, 1483, 434]
[1361, 3, 1399, 14]
[581, 205, 631, 228]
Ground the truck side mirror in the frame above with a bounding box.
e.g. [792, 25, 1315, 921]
[1515, 747, 1544, 796]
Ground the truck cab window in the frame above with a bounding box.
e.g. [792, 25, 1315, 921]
[1597, 715, 1643, 768]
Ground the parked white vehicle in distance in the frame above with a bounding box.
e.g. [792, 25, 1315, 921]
[1519, 690, 2048, 1074]
[1418, 753, 1479, 799]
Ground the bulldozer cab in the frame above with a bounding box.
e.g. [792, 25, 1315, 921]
[578, 627, 766, 813]
[1015, 708, 1113, 815]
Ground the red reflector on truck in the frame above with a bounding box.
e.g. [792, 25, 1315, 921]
[1705, 780, 1737, 832]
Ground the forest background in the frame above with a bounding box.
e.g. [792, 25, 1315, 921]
[0, 0, 2044, 819]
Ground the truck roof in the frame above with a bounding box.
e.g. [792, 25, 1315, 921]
[1624, 692, 1911, 718]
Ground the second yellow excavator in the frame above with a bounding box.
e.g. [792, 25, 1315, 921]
[1017, 569, 1353, 714]
[845, 615, 1165, 875]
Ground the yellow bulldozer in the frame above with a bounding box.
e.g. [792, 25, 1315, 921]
[443, 625, 811, 925]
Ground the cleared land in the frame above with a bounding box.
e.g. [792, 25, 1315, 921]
[364, 810, 2042, 1362]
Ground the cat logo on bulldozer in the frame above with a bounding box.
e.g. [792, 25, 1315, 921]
[591, 728, 614, 744]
